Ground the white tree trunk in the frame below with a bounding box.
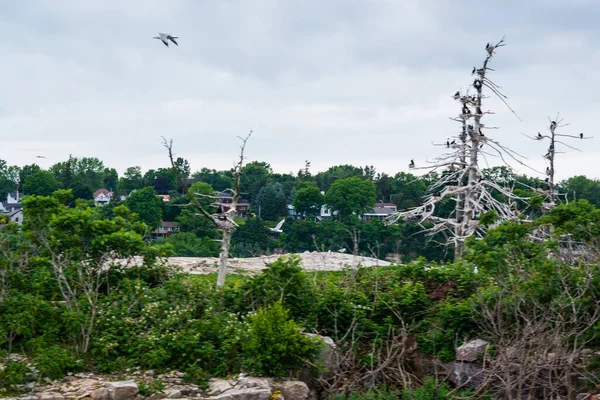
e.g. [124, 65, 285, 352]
[217, 229, 232, 288]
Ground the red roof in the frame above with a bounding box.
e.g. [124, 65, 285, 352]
[93, 189, 112, 198]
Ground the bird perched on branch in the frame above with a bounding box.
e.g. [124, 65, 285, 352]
[409, 159, 415, 169]
[473, 79, 482, 90]
[486, 43, 493, 55]
[446, 139, 450, 148]
[537, 132, 543, 140]
[476, 107, 482, 115]
[462, 105, 471, 115]
[550, 121, 557, 131]
[580, 133, 584, 139]
[153, 32, 179, 47]
[471, 67, 476, 75]
[453, 91, 460, 100]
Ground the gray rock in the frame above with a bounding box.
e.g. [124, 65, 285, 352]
[455, 339, 490, 362]
[105, 381, 139, 400]
[238, 377, 272, 390]
[91, 388, 109, 400]
[274, 381, 310, 400]
[39, 393, 65, 400]
[163, 389, 181, 399]
[144, 370, 155, 377]
[209, 388, 272, 400]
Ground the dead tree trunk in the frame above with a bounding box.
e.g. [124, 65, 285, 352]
[389, 38, 527, 261]
[164, 132, 251, 288]
[525, 115, 592, 211]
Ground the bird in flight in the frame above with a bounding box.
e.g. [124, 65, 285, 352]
[269, 218, 286, 233]
[36, 155, 47, 159]
[153, 33, 179, 47]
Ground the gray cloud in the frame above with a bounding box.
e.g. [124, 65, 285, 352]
[1, 0, 599, 183]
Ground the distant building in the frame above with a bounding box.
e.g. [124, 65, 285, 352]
[7, 209, 23, 225]
[362, 203, 397, 221]
[217, 192, 251, 218]
[1, 192, 22, 223]
[151, 221, 180, 240]
[93, 189, 113, 206]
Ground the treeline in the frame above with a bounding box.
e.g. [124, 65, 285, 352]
[3, 157, 600, 262]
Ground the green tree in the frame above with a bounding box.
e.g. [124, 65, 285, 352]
[160, 232, 218, 257]
[22, 170, 61, 196]
[315, 164, 373, 191]
[73, 157, 105, 189]
[102, 168, 119, 191]
[125, 187, 163, 229]
[255, 183, 288, 221]
[325, 177, 376, 219]
[0, 161, 18, 201]
[190, 168, 234, 192]
[118, 166, 144, 194]
[390, 172, 427, 210]
[560, 175, 600, 208]
[232, 217, 271, 256]
[19, 164, 42, 192]
[240, 162, 272, 203]
[292, 185, 324, 217]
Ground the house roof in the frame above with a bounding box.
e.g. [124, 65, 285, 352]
[93, 189, 112, 199]
[161, 221, 178, 228]
[375, 203, 397, 207]
[8, 209, 22, 217]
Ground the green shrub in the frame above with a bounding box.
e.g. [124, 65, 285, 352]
[0, 359, 30, 392]
[32, 344, 82, 380]
[242, 302, 321, 377]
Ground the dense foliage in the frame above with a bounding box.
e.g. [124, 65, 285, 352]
[2, 158, 600, 397]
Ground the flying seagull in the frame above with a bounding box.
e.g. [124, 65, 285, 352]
[153, 33, 179, 47]
[269, 218, 286, 233]
[35, 155, 47, 159]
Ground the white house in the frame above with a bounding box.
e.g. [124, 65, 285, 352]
[8, 209, 23, 225]
[93, 189, 113, 206]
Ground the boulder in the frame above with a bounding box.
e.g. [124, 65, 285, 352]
[237, 377, 272, 390]
[455, 339, 490, 362]
[91, 388, 109, 400]
[104, 381, 138, 400]
[207, 379, 237, 396]
[274, 381, 310, 400]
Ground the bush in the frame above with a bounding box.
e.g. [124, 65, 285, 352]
[0, 359, 30, 393]
[32, 344, 82, 380]
[242, 302, 321, 377]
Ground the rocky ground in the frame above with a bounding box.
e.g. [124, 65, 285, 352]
[3, 372, 311, 400]
[120, 251, 392, 275]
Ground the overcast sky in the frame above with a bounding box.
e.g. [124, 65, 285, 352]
[1, 0, 599, 182]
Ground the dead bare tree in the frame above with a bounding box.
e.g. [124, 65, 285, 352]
[472, 262, 600, 399]
[523, 114, 593, 211]
[388, 38, 528, 260]
[163, 132, 251, 288]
